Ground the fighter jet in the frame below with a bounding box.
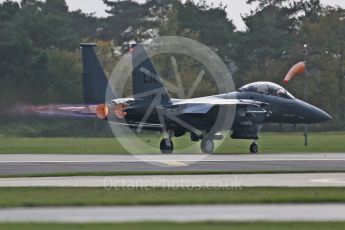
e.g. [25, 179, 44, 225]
[61, 43, 332, 154]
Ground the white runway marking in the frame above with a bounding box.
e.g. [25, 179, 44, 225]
[1, 153, 345, 163]
[1, 204, 345, 222]
[311, 178, 345, 184]
[158, 161, 189, 167]
[1, 173, 345, 187]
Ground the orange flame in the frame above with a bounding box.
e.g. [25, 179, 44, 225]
[96, 104, 109, 120]
[114, 103, 128, 119]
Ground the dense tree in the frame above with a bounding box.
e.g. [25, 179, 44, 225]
[298, 7, 345, 128]
[0, 0, 344, 135]
[0, 0, 19, 21]
[43, 0, 68, 15]
[230, 2, 299, 87]
[102, 0, 148, 41]
[296, 0, 322, 21]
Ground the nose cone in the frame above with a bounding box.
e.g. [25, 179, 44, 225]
[312, 108, 332, 123]
[296, 100, 332, 124]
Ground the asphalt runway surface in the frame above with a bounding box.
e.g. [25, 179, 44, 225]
[1, 204, 345, 222]
[1, 173, 345, 187]
[1, 153, 345, 176]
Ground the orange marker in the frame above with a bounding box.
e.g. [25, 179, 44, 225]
[283, 61, 306, 84]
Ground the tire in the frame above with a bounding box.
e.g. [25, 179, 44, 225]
[160, 138, 174, 154]
[250, 143, 259, 154]
[201, 139, 215, 154]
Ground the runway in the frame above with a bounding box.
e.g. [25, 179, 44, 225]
[1, 153, 345, 176]
[1, 204, 345, 222]
[1, 173, 345, 187]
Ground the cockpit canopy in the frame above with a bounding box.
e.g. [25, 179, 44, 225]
[238, 82, 295, 99]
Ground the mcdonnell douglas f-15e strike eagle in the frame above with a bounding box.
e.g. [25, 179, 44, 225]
[60, 43, 332, 154]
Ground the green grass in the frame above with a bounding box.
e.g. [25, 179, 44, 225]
[0, 138, 126, 154]
[1, 187, 345, 208]
[0, 132, 344, 154]
[246, 132, 345, 153]
[1, 222, 345, 230]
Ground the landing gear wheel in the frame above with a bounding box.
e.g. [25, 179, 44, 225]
[250, 142, 259, 154]
[160, 138, 174, 154]
[201, 138, 215, 154]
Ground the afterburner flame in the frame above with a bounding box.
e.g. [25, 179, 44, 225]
[114, 103, 128, 119]
[96, 104, 109, 120]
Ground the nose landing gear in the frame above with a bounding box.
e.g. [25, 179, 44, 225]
[250, 141, 259, 154]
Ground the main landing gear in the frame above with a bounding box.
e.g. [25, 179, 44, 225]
[159, 137, 215, 154]
[160, 136, 258, 154]
[201, 138, 215, 154]
[250, 141, 259, 154]
[160, 138, 174, 154]
[160, 132, 217, 154]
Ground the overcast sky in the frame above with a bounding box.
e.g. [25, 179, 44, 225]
[65, 0, 345, 30]
[3, 0, 345, 30]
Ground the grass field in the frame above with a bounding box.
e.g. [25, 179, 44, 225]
[1, 222, 345, 230]
[0, 132, 344, 154]
[1, 187, 345, 207]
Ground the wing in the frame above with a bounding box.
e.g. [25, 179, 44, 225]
[170, 97, 270, 139]
[173, 98, 268, 114]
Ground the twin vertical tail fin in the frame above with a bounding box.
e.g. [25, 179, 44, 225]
[131, 44, 172, 105]
[80, 43, 171, 106]
[80, 43, 109, 104]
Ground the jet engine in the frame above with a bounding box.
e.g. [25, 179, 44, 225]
[96, 104, 109, 120]
[113, 103, 128, 119]
[94, 101, 129, 120]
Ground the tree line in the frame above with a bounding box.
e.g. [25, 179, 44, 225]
[0, 0, 344, 136]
